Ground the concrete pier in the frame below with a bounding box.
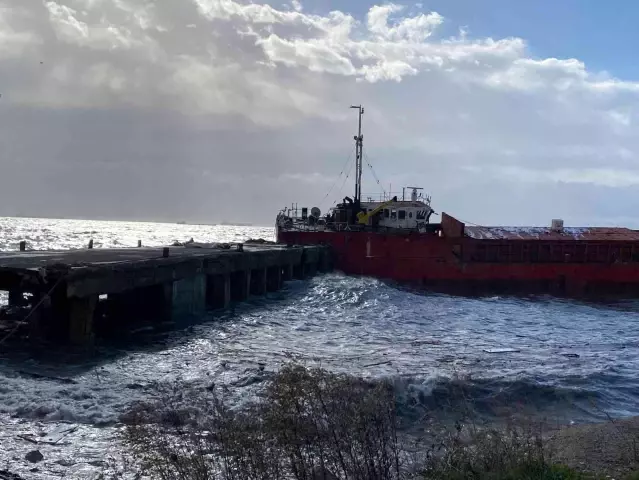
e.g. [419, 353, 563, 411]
[0, 243, 331, 346]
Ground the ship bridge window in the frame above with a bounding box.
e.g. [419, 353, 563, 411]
[384, 209, 389, 218]
[399, 210, 406, 220]
[391, 209, 397, 219]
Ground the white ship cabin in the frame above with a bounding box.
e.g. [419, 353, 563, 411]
[359, 200, 434, 229]
[356, 187, 435, 229]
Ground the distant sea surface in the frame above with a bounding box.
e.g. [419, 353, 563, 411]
[0, 217, 638, 479]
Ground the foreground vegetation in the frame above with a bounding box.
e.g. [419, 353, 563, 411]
[121, 363, 639, 479]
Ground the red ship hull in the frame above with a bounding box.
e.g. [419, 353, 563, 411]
[277, 213, 639, 297]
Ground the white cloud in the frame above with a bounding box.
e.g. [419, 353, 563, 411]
[0, 6, 40, 58]
[44, 0, 153, 50]
[0, 0, 639, 224]
[367, 4, 442, 42]
[257, 35, 357, 76]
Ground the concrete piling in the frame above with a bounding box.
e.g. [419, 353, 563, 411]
[293, 263, 305, 280]
[68, 295, 97, 346]
[306, 262, 317, 277]
[208, 273, 231, 309]
[28, 297, 43, 339]
[46, 279, 71, 343]
[231, 270, 251, 301]
[159, 282, 174, 323]
[171, 275, 206, 318]
[267, 266, 282, 292]
[250, 268, 267, 295]
[282, 264, 293, 281]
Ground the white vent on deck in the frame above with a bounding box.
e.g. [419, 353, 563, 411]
[551, 219, 564, 232]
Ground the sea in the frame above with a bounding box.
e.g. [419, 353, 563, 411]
[0, 217, 638, 479]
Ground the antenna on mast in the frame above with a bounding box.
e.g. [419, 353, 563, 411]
[350, 105, 364, 204]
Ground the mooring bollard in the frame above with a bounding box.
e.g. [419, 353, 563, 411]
[88, 239, 94, 249]
[138, 240, 142, 247]
[19, 241, 26, 252]
[162, 247, 169, 258]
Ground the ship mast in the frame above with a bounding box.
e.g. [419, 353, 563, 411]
[350, 105, 364, 204]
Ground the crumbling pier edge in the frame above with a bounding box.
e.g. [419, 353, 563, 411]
[0, 244, 332, 347]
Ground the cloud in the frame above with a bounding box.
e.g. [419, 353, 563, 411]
[0, 5, 41, 58]
[0, 0, 639, 225]
[367, 4, 442, 42]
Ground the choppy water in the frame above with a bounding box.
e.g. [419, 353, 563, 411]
[0, 217, 638, 479]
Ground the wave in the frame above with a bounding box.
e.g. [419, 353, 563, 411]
[389, 373, 634, 427]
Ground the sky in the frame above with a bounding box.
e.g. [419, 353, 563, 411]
[1, 0, 639, 227]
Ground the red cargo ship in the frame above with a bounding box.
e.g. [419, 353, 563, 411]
[276, 105, 639, 296]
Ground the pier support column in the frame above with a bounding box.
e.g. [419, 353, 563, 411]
[250, 268, 267, 295]
[266, 266, 282, 292]
[44, 280, 71, 343]
[231, 270, 251, 301]
[293, 263, 305, 280]
[68, 295, 97, 346]
[306, 262, 317, 277]
[208, 273, 231, 309]
[159, 282, 174, 323]
[171, 274, 206, 319]
[282, 264, 293, 282]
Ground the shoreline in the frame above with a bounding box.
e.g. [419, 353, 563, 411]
[547, 415, 639, 477]
[0, 395, 637, 478]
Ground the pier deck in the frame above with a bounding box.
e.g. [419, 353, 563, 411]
[0, 243, 331, 345]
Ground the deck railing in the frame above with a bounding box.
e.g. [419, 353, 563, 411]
[277, 216, 442, 236]
[361, 191, 432, 203]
